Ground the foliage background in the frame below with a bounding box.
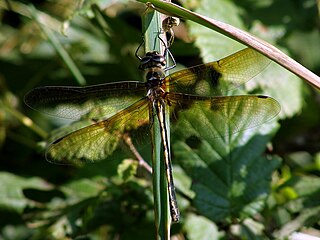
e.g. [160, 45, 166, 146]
[0, 0, 320, 239]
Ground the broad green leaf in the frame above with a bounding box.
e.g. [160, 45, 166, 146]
[227, 218, 265, 239]
[0, 172, 49, 213]
[186, 0, 245, 60]
[61, 177, 106, 201]
[117, 159, 138, 182]
[1, 225, 33, 240]
[172, 109, 281, 222]
[285, 151, 313, 169]
[286, 29, 320, 72]
[281, 176, 320, 197]
[274, 205, 320, 239]
[184, 213, 219, 240]
[172, 165, 195, 199]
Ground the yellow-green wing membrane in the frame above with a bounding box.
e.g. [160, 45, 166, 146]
[46, 98, 149, 165]
[24, 82, 146, 120]
[164, 48, 270, 96]
[168, 93, 280, 138]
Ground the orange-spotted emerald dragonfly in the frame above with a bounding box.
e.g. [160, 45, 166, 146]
[25, 46, 280, 223]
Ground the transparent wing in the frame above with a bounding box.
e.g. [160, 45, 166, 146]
[24, 81, 146, 120]
[168, 93, 280, 138]
[164, 48, 270, 96]
[45, 98, 150, 165]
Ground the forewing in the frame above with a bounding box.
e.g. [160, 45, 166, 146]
[46, 98, 149, 165]
[24, 82, 146, 120]
[168, 93, 280, 138]
[164, 48, 270, 96]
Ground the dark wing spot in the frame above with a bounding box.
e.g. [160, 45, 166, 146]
[257, 95, 268, 99]
[208, 68, 221, 88]
[51, 137, 64, 145]
[91, 118, 99, 123]
[210, 98, 221, 111]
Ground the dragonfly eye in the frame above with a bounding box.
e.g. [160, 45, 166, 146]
[139, 52, 166, 70]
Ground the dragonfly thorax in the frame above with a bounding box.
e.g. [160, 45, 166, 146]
[145, 69, 165, 89]
[139, 51, 166, 70]
[146, 82, 167, 102]
[145, 68, 167, 102]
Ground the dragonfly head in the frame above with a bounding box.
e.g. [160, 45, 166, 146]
[139, 51, 166, 70]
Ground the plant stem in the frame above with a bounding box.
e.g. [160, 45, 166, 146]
[142, 5, 171, 240]
[2, 102, 47, 139]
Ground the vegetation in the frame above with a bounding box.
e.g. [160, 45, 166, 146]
[0, 0, 319, 239]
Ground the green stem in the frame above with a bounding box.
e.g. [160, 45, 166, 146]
[2, 102, 47, 139]
[142, 7, 171, 240]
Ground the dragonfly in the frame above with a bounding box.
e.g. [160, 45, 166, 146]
[25, 46, 280, 223]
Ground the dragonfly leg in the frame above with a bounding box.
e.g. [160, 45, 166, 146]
[135, 38, 145, 60]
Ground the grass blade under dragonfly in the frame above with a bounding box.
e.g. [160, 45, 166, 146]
[142, 7, 170, 239]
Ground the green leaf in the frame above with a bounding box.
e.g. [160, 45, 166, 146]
[274, 206, 320, 239]
[186, 0, 244, 60]
[1, 225, 33, 240]
[117, 159, 138, 182]
[172, 165, 195, 199]
[184, 213, 219, 240]
[173, 112, 281, 222]
[61, 177, 105, 201]
[286, 29, 320, 71]
[0, 172, 49, 213]
[281, 176, 320, 197]
[240, 218, 265, 239]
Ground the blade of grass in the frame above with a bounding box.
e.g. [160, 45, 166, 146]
[28, 5, 86, 86]
[142, 6, 171, 240]
[137, 0, 320, 90]
[2, 101, 47, 139]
